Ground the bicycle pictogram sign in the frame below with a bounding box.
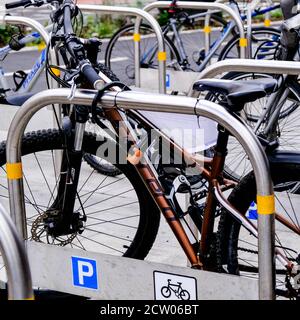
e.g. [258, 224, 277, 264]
[161, 279, 190, 300]
[153, 271, 197, 300]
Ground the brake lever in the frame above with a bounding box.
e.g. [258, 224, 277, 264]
[67, 76, 78, 101]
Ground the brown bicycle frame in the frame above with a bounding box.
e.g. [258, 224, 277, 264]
[101, 107, 235, 268]
[101, 106, 299, 270]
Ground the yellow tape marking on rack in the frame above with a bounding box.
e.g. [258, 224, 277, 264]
[257, 194, 275, 215]
[23, 296, 35, 300]
[50, 67, 60, 77]
[133, 33, 141, 42]
[203, 26, 211, 34]
[239, 38, 247, 47]
[158, 51, 167, 61]
[6, 162, 23, 180]
[264, 19, 271, 27]
[37, 42, 46, 52]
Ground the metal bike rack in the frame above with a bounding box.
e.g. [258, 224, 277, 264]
[0, 13, 61, 150]
[142, 1, 246, 58]
[78, 4, 166, 93]
[188, 59, 300, 96]
[6, 88, 275, 299]
[0, 203, 33, 300]
[203, 0, 244, 59]
[244, 0, 277, 58]
[137, 1, 245, 93]
[204, 0, 280, 59]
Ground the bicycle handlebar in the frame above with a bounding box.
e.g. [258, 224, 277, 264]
[61, 0, 102, 90]
[63, 4, 74, 34]
[5, 0, 58, 9]
[5, 0, 32, 9]
[80, 62, 103, 90]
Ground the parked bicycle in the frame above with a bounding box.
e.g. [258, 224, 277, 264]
[206, 2, 300, 181]
[105, 0, 281, 86]
[3, 0, 121, 176]
[1, 0, 299, 299]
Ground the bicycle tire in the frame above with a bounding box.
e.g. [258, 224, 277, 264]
[0, 129, 160, 259]
[104, 23, 181, 86]
[217, 162, 300, 298]
[161, 286, 172, 298]
[218, 27, 281, 61]
[218, 72, 300, 122]
[179, 289, 190, 300]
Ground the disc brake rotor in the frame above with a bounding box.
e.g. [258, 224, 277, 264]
[31, 213, 77, 246]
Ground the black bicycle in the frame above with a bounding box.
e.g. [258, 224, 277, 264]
[161, 279, 190, 300]
[206, 4, 300, 181]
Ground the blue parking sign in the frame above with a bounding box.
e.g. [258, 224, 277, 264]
[166, 74, 170, 88]
[71, 256, 98, 290]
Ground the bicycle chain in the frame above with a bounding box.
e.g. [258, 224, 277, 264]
[238, 246, 297, 262]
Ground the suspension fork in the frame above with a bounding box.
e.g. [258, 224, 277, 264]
[200, 126, 229, 261]
[51, 105, 88, 230]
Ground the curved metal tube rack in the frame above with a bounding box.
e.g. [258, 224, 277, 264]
[78, 4, 166, 93]
[6, 88, 275, 299]
[0, 203, 33, 300]
[141, 1, 246, 59]
[188, 59, 300, 96]
[0, 15, 57, 90]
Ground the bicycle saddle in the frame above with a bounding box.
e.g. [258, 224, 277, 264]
[193, 78, 278, 112]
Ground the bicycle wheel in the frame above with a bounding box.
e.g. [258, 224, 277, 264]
[105, 23, 181, 86]
[0, 129, 160, 259]
[217, 163, 300, 299]
[179, 289, 190, 300]
[218, 27, 281, 60]
[161, 286, 172, 298]
[205, 73, 300, 181]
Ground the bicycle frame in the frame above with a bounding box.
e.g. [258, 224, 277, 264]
[0, 26, 53, 96]
[76, 97, 290, 271]
[156, 1, 281, 72]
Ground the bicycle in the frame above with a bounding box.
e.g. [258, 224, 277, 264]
[105, 0, 282, 86]
[161, 279, 190, 300]
[2, 0, 299, 299]
[205, 4, 300, 181]
[3, 0, 121, 176]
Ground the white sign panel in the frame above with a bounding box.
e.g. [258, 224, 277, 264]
[153, 271, 197, 300]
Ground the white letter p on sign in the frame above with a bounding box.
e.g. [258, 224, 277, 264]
[78, 261, 94, 285]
